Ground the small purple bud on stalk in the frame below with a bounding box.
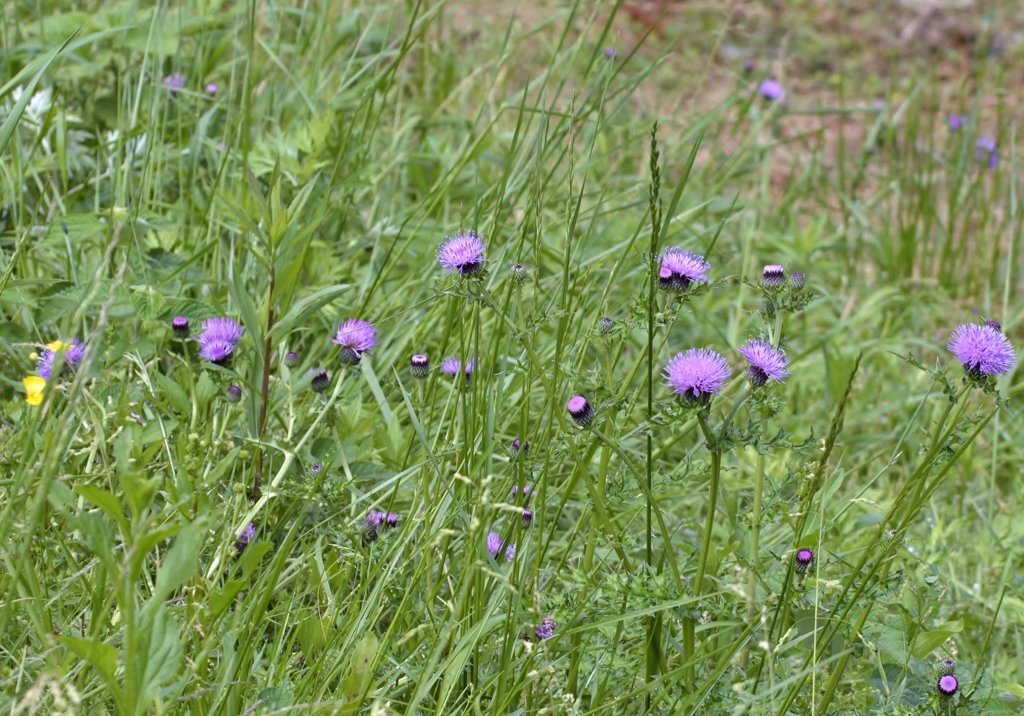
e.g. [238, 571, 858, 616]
[522, 509, 533, 528]
[172, 316, 190, 338]
[762, 264, 785, 290]
[598, 317, 614, 334]
[604, 47, 616, 59]
[509, 263, 528, 285]
[309, 368, 329, 393]
[939, 658, 956, 676]
[333, 319, 377, 365]
[936, 674, 958, 698]
[308, 464, 322, 478]
[739, 340, 791, 387]
[743, 60, 754, 73]
[437, 231, 486, 276]
[226, 385, 242, 403]
[410, 354, 429, 378]
[284, 351, 301, 368]
[535, 617, 556, 640]
[511, 485, 532, 498]
[794, 548, 814, 573]
[947, 114, 965, 131]
[510, 439, 521, 459]
[487, 531, 515, 562]
[788, 272, 805, 290]
[205, 83, 217, 96]
[663, 349, 730, 404]
[567, 396, 593, 427]
[234, 522, 255, 552]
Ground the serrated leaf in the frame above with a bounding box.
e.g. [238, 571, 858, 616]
[159, 299, 219, 324]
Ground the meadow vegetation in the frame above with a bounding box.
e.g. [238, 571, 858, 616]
[1, 1, 1024, 714]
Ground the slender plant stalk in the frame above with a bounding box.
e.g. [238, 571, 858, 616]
[645, 122, 663, 705]
[742, 452, 765, 668]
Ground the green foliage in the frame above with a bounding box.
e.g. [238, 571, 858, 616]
[1, 1, 1024, 715]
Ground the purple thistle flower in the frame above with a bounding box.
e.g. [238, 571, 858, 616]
[199, 339, 235, 365]
[205, 83, 218, 96]
[36, 339, 85, 381]
[535, 617, 556, 640]
[947, 114, 965, 131]
[235, 522, 255, 552]
[487, 531, 515, 562]
[739, 340, 791, 387]
[522, 509, 533, 527]
[743, 60, 754, 73]
[762, 264, 785, 289]
[202, 320, 238, 358]
[225, 385, 242, 403]
[365, 510, 399, 542]
[663, 349, 731, 403]
[567, 396, 593, 427]
[794, 548, 814, 574]
[437, 231, 486, 276]
[333, 319, 377, 365]
[284, 351, 301, 368]
[441, 357, 461, 376]
[937, 674, 958, 697]
[659, 247, 710, 292]
[441, 356, 474, 382]
[511, 485, 532, 498]
[172, 316, 190, 338]
[975, 137, 998, 168]
[605, 47, 616, 59]
[947, 323, 1016, 378]
[758, 79, 783, 101]
[411, 354, 429, 378]
[939, 658, 956, 676]
[163, 72, 185, 97]
[598, 316, 615, 334]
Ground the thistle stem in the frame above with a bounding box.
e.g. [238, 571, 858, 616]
[742, 451, 765, 669]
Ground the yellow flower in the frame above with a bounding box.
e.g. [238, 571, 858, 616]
[23, 376, 46, 406]
[45, 340, 65, 353]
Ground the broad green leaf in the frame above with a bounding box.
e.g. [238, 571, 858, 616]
[74, 485, 130, 537]
[151, 517, 207, 604]
[911, 620, 963, 659]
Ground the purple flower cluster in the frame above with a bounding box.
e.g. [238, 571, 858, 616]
[758, 79, 783, 102]
[198, 317, 243, 365]
[437, 231, 486, 276]
[975, 137, 998, 169]
[947, 322, 1016, 379]
[535, 617, 556, 640]
[487, 531, 515, 562]
[36, 339, 85, 380]
[235, 522, 255, 553]
[333, 319, 377, 365]
[659, 248, 710, 292]
[663, 349, 731, 403]
[739, 340, 790, 386]
[366, 510, 399, 542]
